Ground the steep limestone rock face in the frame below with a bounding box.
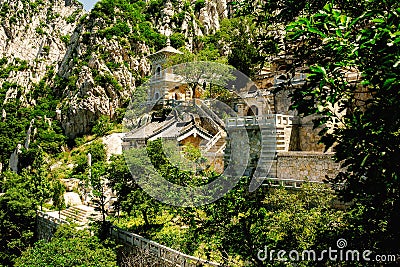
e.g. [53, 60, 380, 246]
[158, 0, 175, 36]
[197, 0, 226, 35]
[0, 0, 231, 139]
[56, 3, 153, 137]
[0, 0, 85, 166]
[0, 0, 84, 94]
[152, 0, 228, 44]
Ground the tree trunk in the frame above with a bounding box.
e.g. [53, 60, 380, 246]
[101, 197, 106, 223]
[117, 205, 120, 223]
[142, 209, 149, 227]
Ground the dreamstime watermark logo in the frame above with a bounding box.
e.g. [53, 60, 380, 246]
[257, 238, 397, 263]
[123, 61, 275, 207]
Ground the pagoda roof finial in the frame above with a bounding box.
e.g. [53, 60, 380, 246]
[148, 38, 183, 60]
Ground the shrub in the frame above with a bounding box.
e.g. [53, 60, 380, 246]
[15, 225, 117, 267]
[92, 116, 113, 137]
[170, 33, 186, 48]
[35, 26, 44, 35]
[60, 34, 70, 45]
[194, 0, 206, 12]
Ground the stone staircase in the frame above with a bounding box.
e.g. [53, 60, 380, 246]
[60, 205, 100, 224]
[255, 124, 277, 178]
[201, 130, 226, 154]
[276, 126, 289, 152]
[208, 137, 226, 153]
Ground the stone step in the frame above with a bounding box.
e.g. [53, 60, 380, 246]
[61, 210, 85, 220]
[261, 148, 277, 151]
[61, 209, 86, 222]
[207, 139, 226, 153]
[60, 205, 97, 223]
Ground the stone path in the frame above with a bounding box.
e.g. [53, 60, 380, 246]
[55, 205, 101, 224]
[102, 133, 124, 160]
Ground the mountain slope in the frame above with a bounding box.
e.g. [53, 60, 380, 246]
[0, 0, 229, 167]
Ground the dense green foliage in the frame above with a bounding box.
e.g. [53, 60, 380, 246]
[15, 225, 117, 267]
[0, 172, 37, 266]
[92, 115, 113, 136]
[0, 66, 65, 166]
[1, 0, 398, 265]
[108, 141, 347, 266]
[213, 17, 264, 77]
[236, 0, 400, 259]
[91, 0, 166, 50]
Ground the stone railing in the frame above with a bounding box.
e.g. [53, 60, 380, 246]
[196, 99, 226, 128]
[203, 130, 223, 152]
[36, 210, 69, 241]
[36, 212, 221, 266]
[265, 177, 324, 189]
[109, 226, 220, 267]
[37, 210, 69, 225]
[226, 114, 293, 128]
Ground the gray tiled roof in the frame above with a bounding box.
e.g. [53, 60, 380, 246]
[124, 115, 212, 142]
[123, 117, 176, 140]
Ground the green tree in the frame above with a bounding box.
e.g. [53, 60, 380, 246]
[87, 140, 107, 163]
[107, 154, 132, 221]
[30, 151, 51, 211]
[286, 1, 400, 256]
[239, 0, 400, 256]
[226, 17, 265, 78]
[171, 179, 344, 266]
[18, 148, 52, 211]
[171, 61, 236, 99]
[182, 143, 207, 173]
[170, 32, 186, 48]
[0, 171, 37, 266]
[52, 179, 65, 218]
[117, 146, 162, 227]
[91, 162, 108, 225]
[92, 115, 113, 136]
[15, 225, 117, 267]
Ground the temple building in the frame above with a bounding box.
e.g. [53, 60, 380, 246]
[123, 43, 343, 184]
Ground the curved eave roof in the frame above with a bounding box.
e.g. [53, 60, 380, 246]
[148, 46, 184, 59]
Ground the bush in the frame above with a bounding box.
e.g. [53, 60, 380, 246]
[92, 115, 113, 137]
[194, 0, 206, 12]
[35, 26, 45, 35]
[170, 33, 186, 48]
[15, 225, 117, 267]
[60, 34, 70, 45]
[87, 140, 107, 164]
[42, 45, 50, 55]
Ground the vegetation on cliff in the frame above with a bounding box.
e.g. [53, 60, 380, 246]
[0, 0, 398, 266]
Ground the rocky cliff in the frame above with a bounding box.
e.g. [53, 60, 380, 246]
[0, 0, 84, 105]
[0, 0, 229, 139]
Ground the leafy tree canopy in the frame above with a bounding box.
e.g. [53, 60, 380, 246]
[235, 0, 400, 256]
[15, 225, 117, 267]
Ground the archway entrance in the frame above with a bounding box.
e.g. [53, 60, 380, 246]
[247, 105, 259, 116]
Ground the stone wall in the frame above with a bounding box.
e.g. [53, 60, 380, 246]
[224, 126, 260, 177]
[271, 85, 329, 152]
[36, 211, 68, 241]
[276, 152, 341, 182]
[224, 124, 341, 181]
[298, 124, 326, 152]
[296, 115, 327, 152]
